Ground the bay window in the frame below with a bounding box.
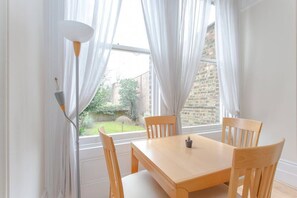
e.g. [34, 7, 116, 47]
[80, 1, 220, 143]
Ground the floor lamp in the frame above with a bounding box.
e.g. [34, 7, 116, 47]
[55, 20, 94, 198]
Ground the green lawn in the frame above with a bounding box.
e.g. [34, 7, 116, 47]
[82, 121, 145, 136]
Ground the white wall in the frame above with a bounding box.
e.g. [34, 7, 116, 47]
[8, 0, 45, 197]
[0, 0, 8, 197]
[240, 0, 297, 187]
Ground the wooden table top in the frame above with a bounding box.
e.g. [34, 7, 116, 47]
[131, 134, 234, 184]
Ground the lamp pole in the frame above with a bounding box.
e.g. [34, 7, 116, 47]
[73, 41, 81, 198]
[56, 20, 94, 198]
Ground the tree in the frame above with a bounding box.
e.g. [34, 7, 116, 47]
[80, 85, 112, 134]
[84, 85, 111, 112]
[119, 79, 139, 121]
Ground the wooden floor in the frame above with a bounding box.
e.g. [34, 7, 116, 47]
[271, 181, 297, 198]
[238, 181, 297, 197]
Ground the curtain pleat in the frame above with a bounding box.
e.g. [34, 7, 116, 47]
[44, 0, 122, 197]
[141, 0, 211, 133]
[215, 0, 240, 118]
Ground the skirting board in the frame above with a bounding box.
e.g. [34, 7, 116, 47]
[275, 159, 297, 189]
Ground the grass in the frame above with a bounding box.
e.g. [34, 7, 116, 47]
[82, 121, 145, 136]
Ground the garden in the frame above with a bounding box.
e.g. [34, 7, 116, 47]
[79, 78, 147, 136]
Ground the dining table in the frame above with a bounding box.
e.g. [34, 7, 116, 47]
[130, 134, 234, 198]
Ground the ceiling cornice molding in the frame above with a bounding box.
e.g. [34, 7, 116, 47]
[240, 0, 264, 11]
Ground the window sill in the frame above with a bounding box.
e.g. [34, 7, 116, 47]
[79, 130, 147, 149]
[79, 123, 222, 150]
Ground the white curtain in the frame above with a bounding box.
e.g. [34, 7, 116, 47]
[141, 0, 211, 133]
[43, 0, 66, 197]
[63, 0, 122, 197]
[43, 0, 122, 197]
[215, 0, 240, 117]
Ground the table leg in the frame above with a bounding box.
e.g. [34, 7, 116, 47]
[131, 147, 139, 173]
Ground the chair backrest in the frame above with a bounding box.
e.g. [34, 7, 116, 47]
[145, 116, 177, 139]
[222, 117, 263, 147]
[99, 128, 124, 198]
[228, 139, 285, 198]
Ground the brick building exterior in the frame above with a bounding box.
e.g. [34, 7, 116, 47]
[180, 23, 220, 126]
[111, 23, 220, 126]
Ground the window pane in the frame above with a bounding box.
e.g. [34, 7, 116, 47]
[104, 50, 150, 85]
[181, 23, 220, 127]
[208, 5, 215, 25]
[113, 0, 149, 49]
[80, 50, 151, 136]
[202, 23, 216, 59]
[181, 62, 220, 126]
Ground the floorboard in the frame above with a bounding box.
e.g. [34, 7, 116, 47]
[237, 180, 297, 197]
[271, 181, 297, 198]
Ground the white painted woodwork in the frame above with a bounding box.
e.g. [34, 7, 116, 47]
[0, 0, 8, 197]
[275, 160, 297, 188]
[80, 142, 134, 198]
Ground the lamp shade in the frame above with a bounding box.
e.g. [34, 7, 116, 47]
[60, 20, 94, 43]
[55, 91, 65, 112]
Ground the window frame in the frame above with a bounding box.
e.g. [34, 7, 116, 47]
[80, 45, 221, 147]
[80, 123, 222, 148]
[80, 12, 221, 147]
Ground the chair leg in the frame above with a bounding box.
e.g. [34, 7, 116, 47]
[109, 185, 112, 198]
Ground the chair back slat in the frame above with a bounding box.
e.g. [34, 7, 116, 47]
[228, 139, 285, 198]
[248, 132, 254, 147]
[238, 129, 243, 147]
[99, 128, 124, 198]
[244, 131, 249, 147]
[222, 117, 263, 148]
[241, 169, 250, 197]
[145, 116, 176, 139]
[228, 126, 232, 145]
[251, 168, 262, 197]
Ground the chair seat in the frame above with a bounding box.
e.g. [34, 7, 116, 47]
[190, 184, 241, 198]
[122, 170, 169, 198]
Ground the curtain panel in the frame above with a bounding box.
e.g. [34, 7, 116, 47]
[43, 0, 65, 197]
[43, 0, 122, 197]
[215, 0, 240, 117]
[63, 0, 122, 197]
[141, 0, 211, 133]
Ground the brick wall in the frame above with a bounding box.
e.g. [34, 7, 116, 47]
[181, 24, 220, 126]
[134, 71, 150, 115]
[110, 24, 219, 126]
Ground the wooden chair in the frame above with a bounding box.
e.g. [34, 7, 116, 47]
[144, 115, 176, 139]
[99, 128, 169, 198]
[222, 117, 263, 148]
[190, 139, 285, 198]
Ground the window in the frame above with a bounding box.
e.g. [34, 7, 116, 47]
[181, 23, 220, 127]
[80, 2, 220, 137]
[80, 0, 150, 136]
[180, 5, 220, 127]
